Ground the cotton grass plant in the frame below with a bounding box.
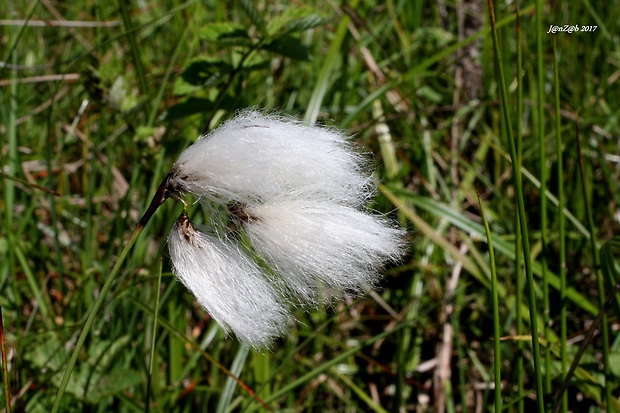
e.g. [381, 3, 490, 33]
[164, 110, 404, 347]
[4, 1, 620, 411]
[52, 109, 404, 410]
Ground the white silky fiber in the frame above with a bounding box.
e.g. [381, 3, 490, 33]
[165, 110, 406, 348]
[170, 110, 372, 205]
[243, 198, 404, 303]
[167, 213, 289, 349]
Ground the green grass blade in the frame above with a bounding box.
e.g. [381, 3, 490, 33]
[515, 2, 525, 411]
[534, 0, 553, 403]
[146, 22, 189, 128]
[216, 346, 250, 413]
[486, 1, 544, 409]
[304, 0, 360, 125]
[145, 260, 163, 413]
[257, 321, 411, 408]
[553, 36, 568, 413]
[0, 306, 10, 413]
[118, 0, 151, 114]
[51, 225, 146, 413]
[390, 190, 598, 316]
[575, 121, 612, 412]
[477, 193, 502, 412]
[552, 238, 620, 413]
[333, 369, 389, 413]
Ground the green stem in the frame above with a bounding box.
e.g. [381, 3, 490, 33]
[477, 193, 502, 413]
[51, 224, 146, 413]
[553, 36, 568, 413]
[576, 123, 612, 411]
[535, 0, 552, 404]
[1, 306, 11, 413]
[145, 260, 163, 413]
[486, 1, 545, 410]
[515, 2, 524, 411]
[51, 173, 173, 412]
[304, 0, 360, 126]
[118, 0, 151, 114]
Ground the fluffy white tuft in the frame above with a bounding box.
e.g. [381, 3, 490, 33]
[163, 110, 406, 347]
[170, 110, 373, 205]
[167, 213, 289, 349]
[241, 197, 405, 303]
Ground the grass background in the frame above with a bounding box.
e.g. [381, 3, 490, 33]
[1, 0, 620, 411]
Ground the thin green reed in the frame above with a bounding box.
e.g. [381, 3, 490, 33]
[576, 127, 612, 411]
[51, 226, 145, 413]
[486, 1, 545, 410]
[515, 2, 525, 411]
[145, 260, 163, 413]
[552, 36, 568, 413]
[1, 306, 11, 413]
[2, 55, 19, 312]
[117, 0, 151, 114]
[535, 0, 552, 403]
[477, 193, 501, 413]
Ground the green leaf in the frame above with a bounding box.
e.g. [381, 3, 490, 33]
[276, 14, 331, 35]
[165, 96, 238, 120]
[610, 351, 620, 378]
[240, 59, 271, 73]
[165, 97, 213, 119]
[24, 333, 143, 404]
[199, 22, 251, 46]
[81, 368, 143, 404]
[261, 35, 310, 60]
[181, 58, 233, 86]
[172, 76, 202, 96]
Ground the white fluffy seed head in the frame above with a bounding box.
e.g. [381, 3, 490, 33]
[167, 213, 289, 349]
[170, 110, 373, 206]
[162, 110, 406, 347]
[241, 197, 405, 304]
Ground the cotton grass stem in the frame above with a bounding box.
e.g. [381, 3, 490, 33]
[477, 193, 501, 412]
[52, 175, 174, 411]
[553, 36, 568, 413]
[486, 1, 544, 409]
[50, 223, 146, 413]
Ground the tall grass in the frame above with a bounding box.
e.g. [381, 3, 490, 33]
[1, 0, 619, 411]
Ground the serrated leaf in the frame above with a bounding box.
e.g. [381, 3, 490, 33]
[277, 14, 331, 35]
[181, 58, 233, 86]
[261, 36, 310, 60]
[199, 22, 251, 46]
